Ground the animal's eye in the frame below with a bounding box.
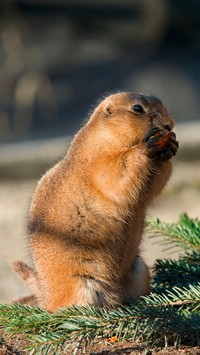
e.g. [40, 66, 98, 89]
[132, 104, 144, 114]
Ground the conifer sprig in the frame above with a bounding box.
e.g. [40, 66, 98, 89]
[0, 284, 199, 353]
[0, 214, 199, 354]
[152, 258, 200, 292]
[147, 213, 200, 253]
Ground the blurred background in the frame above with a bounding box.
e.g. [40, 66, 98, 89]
[0, 0, 200, 302]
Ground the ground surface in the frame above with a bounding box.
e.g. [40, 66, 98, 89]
[0, 330, 199, 355]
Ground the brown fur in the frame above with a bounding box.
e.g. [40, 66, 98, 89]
[12, 92, 178, 312]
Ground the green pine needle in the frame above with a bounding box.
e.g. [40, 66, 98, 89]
[147, 213, 200, 253]
[0, 213, 200, 354]
[0, 284, 199, 353]
[152, 257, 200, 292]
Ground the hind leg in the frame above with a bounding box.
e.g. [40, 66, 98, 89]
[31, 234, 122, 312]
[122, 256, 151, 303]
[12, 258, 97, 311]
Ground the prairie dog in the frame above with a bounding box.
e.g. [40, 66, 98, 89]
[13, 92, 178, 312]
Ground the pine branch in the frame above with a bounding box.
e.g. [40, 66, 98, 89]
[1, 214, 199, 353]
[143, 284, 200, 313]
[152, 258, 200, 293]
[0, 284, 200, 353]
[182, 250, 200, 264]
[147, 213, 200, 253]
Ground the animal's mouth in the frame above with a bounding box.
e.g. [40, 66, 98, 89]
[143, 126, 179, 160]
[143, 127, 176, 148]
[143, 127, 165, 143]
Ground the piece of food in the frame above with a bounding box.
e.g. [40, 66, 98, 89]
[157, 131, 174, 149]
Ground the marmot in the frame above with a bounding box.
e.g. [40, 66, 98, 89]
[13, 92, 179, 312]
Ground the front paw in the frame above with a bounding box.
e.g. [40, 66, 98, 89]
[144, 128, 179, 161]
[158, 132, 179, 161]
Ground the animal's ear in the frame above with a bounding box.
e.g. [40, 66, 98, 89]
[102, 103, 113, 116]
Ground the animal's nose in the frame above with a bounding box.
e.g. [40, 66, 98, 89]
[163, 115, 175, 132]
[163, 124, 171, 132]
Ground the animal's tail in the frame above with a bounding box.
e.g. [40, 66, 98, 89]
[11, 260, 39, 306]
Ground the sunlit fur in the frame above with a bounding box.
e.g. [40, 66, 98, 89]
[12, 92, 178, 312]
